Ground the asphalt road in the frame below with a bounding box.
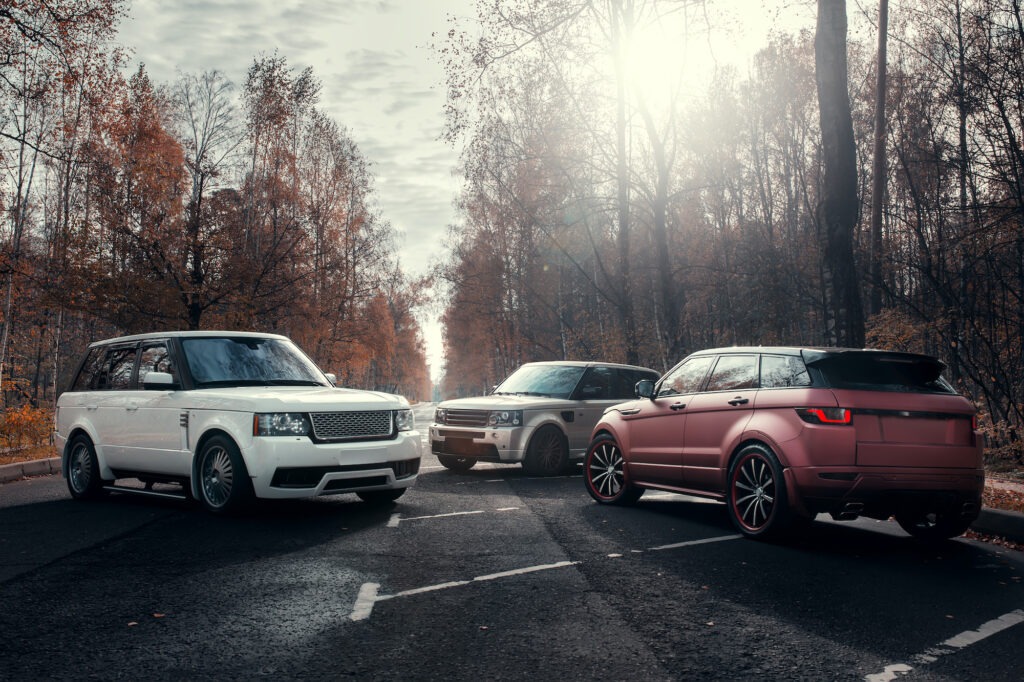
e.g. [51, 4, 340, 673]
[2, 403, 1023, 681]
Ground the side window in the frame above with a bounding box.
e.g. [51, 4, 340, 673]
[70, 348, 104, 392]
[611, 369, 657, 399]
[575, 367, 612, 400]
[657, 356, 714, 397]
[704, 355, 759, 392]
[760, 355, 811, 388]
[105, 347, 138, 390]
[138, 343, 173, 380]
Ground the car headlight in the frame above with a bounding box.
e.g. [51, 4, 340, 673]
[488, 410, 522, 427]
[434, 407, 446, 424]
[395, 409, 414, 432]
[255, 413, 311, 436]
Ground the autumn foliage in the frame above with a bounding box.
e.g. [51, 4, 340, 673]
[0, 0, 431, 442]
[435, 0, 1024, 471]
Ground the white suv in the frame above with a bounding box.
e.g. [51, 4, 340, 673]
[55, 331, 421, 513]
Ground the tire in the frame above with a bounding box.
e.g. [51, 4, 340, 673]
[65, 435, 107, 500]
[196, 435, 253, 514]
[357, 488, 407, 504]
[896, 511, 973, 541]
[727, 443, 791, 539]
[584, 433, 643, 506]
[438, 455, 476, 471]
[523, 425, 569, 476]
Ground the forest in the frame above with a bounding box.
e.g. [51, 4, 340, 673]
[435, 0, 1024, 467]
[0, 0, 433, 446]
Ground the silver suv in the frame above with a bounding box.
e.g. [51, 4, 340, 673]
[430, 361, 659, 476]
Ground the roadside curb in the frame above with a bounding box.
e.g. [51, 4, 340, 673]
[971, 507, 1024, 544]
[0, 457, 61, 484]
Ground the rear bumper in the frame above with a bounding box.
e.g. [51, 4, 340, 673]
[790, 466, 985, 520]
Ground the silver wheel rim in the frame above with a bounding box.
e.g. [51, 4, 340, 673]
[732, 453, 776, 531]
[69, 442, 91, 493]
[201, 445, 234, 508]
[588, 442, 624, 498]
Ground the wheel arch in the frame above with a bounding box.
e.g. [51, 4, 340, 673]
[189, 428, 240, 499]
[61, 428, 101, 480]
[726, 438, 812, 528]
[526, 421, 568, 451]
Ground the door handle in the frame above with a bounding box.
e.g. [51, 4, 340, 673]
[670, 402, 686, 411]
[126, 404, 139, 412]
[728, 397, 749, 406]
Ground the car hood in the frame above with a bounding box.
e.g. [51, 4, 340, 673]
[438, 394, 575, 411]
[181, 386, 407, 412]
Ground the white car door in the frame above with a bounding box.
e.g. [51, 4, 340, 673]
[120, 341, 191, 476]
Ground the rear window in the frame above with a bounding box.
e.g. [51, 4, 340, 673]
[811, 353, 955, 394]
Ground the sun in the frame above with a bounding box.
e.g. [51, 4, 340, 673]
[616, 3, 812, 115]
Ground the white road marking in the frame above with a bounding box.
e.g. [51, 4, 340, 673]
[648, 535, 742, 551]
[387, 507, 520, 528]
[349, 582, 379, 621]
[349, 561, 578, 621]
[864, 609, 1024, 681]
[349, 533, 744, 622]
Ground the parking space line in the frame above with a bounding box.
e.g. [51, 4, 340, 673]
[387, 507, 521, 528]
[349, 533, 743, 622]
[648, 535, 742, 551]
[349, 561, 578, 621]
[864, 609, 1024, 681]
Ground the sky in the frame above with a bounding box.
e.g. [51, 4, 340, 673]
[116, 1, 825, 385]
[117, 0, 477, 382]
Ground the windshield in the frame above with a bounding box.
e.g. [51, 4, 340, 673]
[493, 364, 586, 399]
[182, 337, 329, 388]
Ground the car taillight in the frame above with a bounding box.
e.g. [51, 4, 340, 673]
[972, 414, 978, 430]
[796, 407, 852, 425]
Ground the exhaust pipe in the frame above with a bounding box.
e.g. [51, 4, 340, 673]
[831, 501, 864, 521]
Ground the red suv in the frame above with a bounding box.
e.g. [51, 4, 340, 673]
[584, 347, 984, 540]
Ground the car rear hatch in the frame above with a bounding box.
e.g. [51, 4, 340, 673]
[804, 350, 980, 468]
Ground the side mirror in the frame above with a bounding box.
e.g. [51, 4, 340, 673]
[324, 372, 337, 386]
[142, 371, 178, 390]
[635, 379, 655, 399]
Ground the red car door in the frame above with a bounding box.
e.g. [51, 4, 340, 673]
[681, 354, 759, 493]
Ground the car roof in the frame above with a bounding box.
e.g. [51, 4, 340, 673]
[520, 360, 658, 372]
[88, 330, 289, 348]
[687, 346, 940, 362]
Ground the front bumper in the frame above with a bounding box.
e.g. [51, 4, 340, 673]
[428, 424, 530, 463]
[241, 431, 422, 499]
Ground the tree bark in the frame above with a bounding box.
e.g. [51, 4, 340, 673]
[815, 0, 865, 347]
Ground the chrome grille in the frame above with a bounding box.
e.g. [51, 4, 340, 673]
[444, 409, 489, 427]
[310, 411, 393, 441]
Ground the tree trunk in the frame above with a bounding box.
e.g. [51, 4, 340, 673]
[869, 0, 888, 317]
[815, 0, 865, 347]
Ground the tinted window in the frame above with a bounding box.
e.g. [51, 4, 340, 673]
[760, 355, 811, 388]
[138, 343, 174, 380]
[815, 355, 955, 394]
[575, 367, 613, 400]
[658, 356, 715, 397]
[705, 355, 759, 392]
[613, 369, 658, 399]
[70, 348, 104, 392]
[106, 347, 138, 390]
